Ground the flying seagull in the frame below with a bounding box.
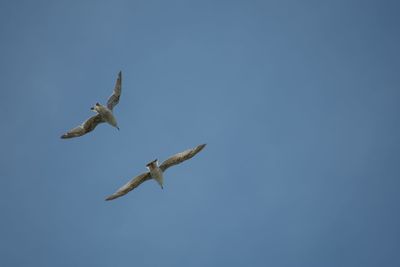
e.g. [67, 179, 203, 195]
[105, 144, 206, 201]
[61, 71, 122, 139]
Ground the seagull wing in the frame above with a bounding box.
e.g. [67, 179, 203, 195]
[159, 144, 206, 172]
[105, 172, 152, 201]
[106, 71, 122, 110]
[61, 114, 105, 139]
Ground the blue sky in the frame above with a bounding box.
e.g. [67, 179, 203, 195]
[1, 0, 399, 266]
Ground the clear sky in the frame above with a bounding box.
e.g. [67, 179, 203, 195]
[1, 0, 399, 266]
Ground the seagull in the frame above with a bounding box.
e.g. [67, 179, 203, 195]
[61, 71, 122, 139]
[105, 144, 206, 201]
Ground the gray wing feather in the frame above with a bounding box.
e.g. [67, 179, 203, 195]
[61, 114, 105, 139]
[159, 144, 206, 172]
[107, 71, 122, 110]
[105, 172, 152, 201]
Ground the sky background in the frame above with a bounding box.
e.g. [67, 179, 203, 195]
[1, 0, 399, 266]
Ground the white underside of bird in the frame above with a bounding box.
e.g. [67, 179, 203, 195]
[91, 103, 119, 130]
[146, 159, 164, 189]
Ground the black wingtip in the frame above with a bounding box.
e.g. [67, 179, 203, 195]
[198, 143, 207, 150]
[105, 194, 116, 201]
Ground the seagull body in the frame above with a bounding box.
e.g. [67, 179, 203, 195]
[105, 144, 206, 201]
[146, 159, 164, 189]
[91, 103, 119, 130]
[61, 71, 122, 139]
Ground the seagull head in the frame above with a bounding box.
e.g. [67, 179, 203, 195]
[90, 103, 101, 112]
[146, 159, 158, 170]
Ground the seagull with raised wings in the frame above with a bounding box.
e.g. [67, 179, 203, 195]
[105, 144, 206, 201]
[61, 71, 122, 139]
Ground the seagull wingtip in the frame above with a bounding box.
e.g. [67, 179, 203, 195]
[105, 195, 114, 201]
[198, 143, 207, 149]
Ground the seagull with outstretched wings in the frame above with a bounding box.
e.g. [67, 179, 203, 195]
[105, 144, 206, 201]
[61, 71, 122, 139]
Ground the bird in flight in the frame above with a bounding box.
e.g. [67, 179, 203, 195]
[105, 144, 206, 201]
[61, 71, 122, 139]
